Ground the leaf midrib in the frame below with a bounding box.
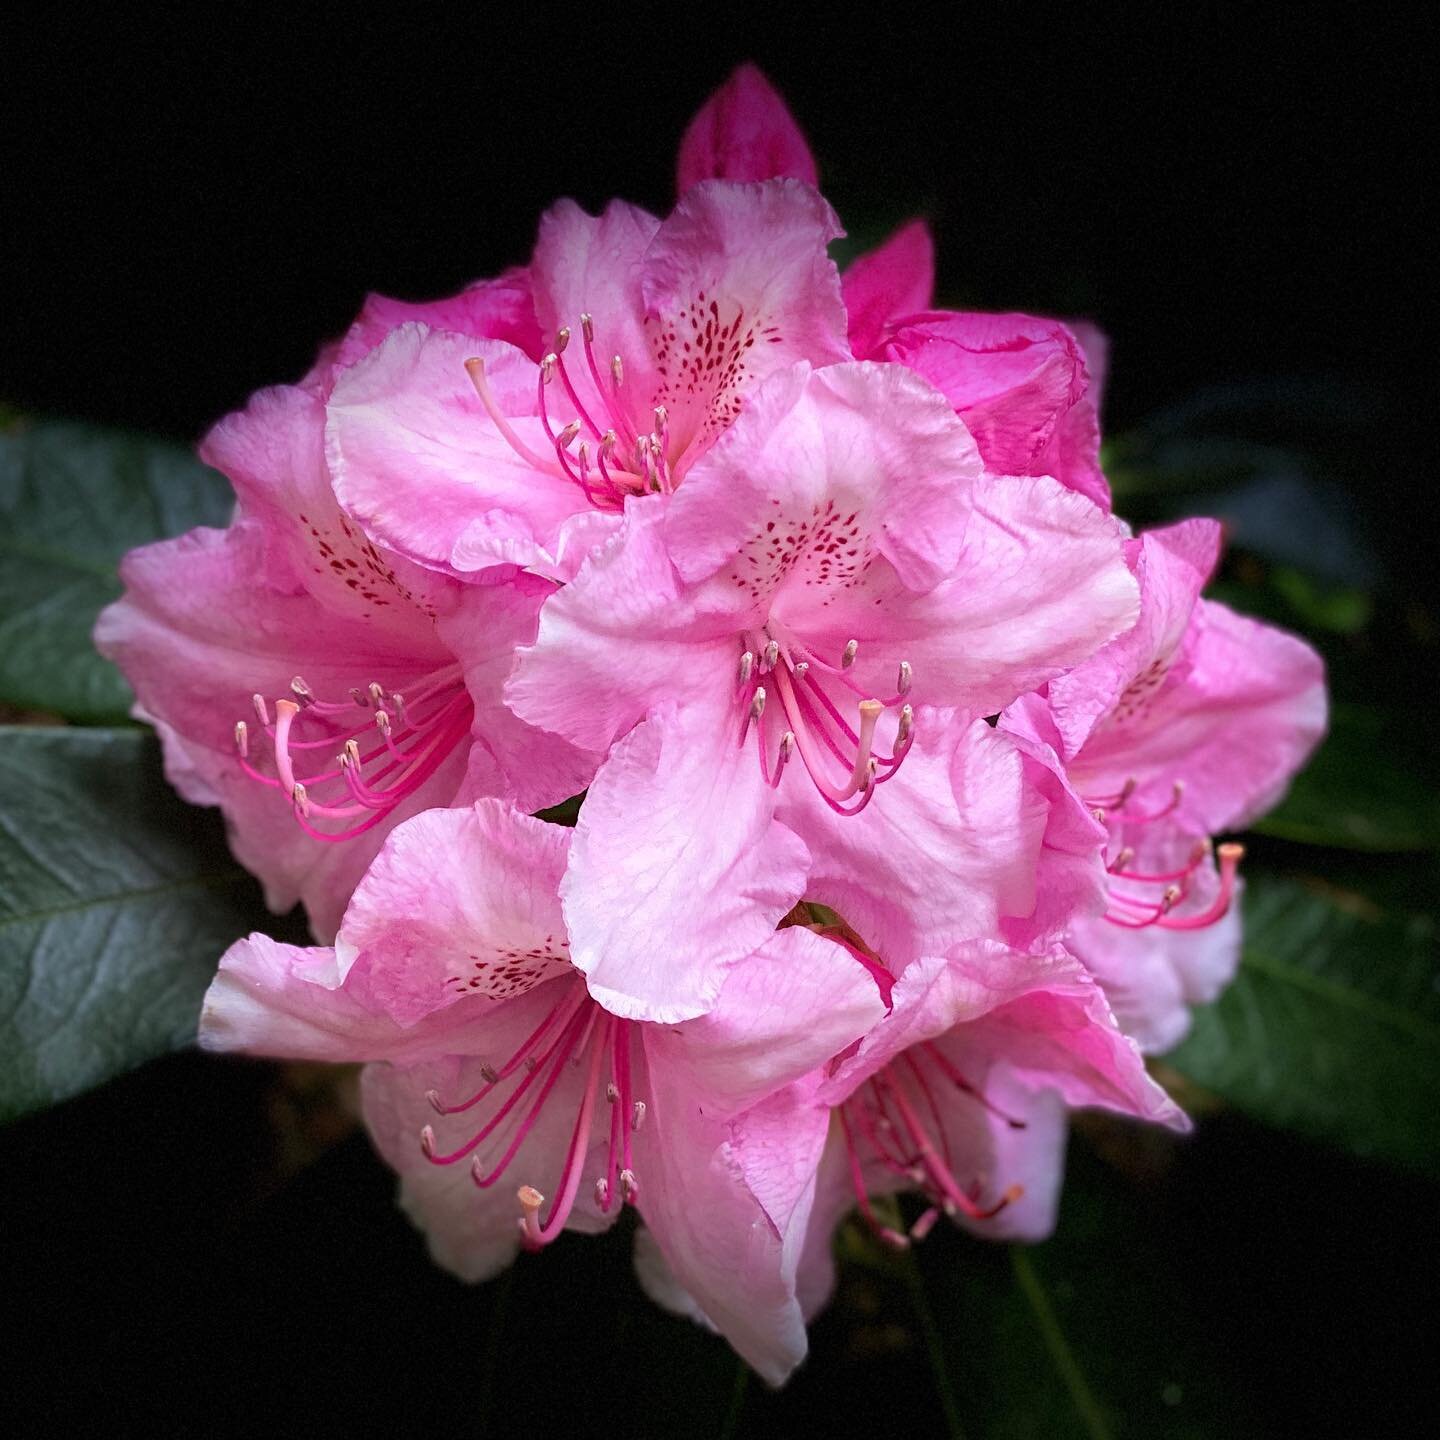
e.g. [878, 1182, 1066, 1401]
[0, 870, 250, 930]
[1241, 943, 1440, 1047]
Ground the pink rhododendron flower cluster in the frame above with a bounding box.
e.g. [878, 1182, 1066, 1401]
[96, 64, 1326, 1383]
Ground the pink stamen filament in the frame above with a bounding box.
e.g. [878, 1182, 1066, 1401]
[238, 669, 471, 843]
[420, 986, 646, 1250]
[521, 1012, 613, 1248]
[465, 357, 563, 476]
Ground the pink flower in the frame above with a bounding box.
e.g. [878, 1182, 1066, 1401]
[95, 372, 593, 940]
[1001, 518, 1327, 1049]
[324, 178, 851, 580]
[200, 800, 885, 1384]
[679, 64, 1112, 508]
[795, 934, 1188, 1315]
[639, 921, 1185, 1337]
[507, 360, 1140, 1021]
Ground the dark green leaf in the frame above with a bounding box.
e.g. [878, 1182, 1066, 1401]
[908, 1139, 1264, 1439]
[1166, 871, 1440, 1172]
[0, 419, 231, 722]
[0, 726, 278, 1122]
[1253, 703, 1440, 852]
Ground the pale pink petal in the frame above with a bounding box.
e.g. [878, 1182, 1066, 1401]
[528, 197, 662, 430]
[778, 713, 1045, 967]
[821, 944, 1187, 1131]
[436, 576, 600, 813]
[844, 474, 1138, 715]
[1070, 864, 1244, 1054]
[882, 311, 1110, 507]
[333, 802, 571, 1025]
[642, 181, 850, 459]
[326, 324, 587, 578]
[998, 717, 1109, 952]
[505, 496, 740, 754]
[1046, 518, 1222, 759]
[842, 219, 936, 358]
[94, 517, 466, 941]
[199, 932, 512, 1063]
[645, 926, 887, 1117]
[199, 382, 458, 629]
[675, 63, 819, 193]
[1069, 600, 1327, 833]
[665, 360, 982, 598]
[560, 697, 811, 1023]
[631, 1059, 822, 1385]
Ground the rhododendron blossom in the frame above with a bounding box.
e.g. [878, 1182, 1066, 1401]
[201, 800, 885, 1383]
[95, 380, 592, 939]
[85, 55, 1333, 1392]
[1002, 518, 1327, 1049]
[325, 178, 850, 580]
[509, 360, 1140, 1020]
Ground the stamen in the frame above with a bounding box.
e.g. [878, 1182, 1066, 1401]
[580, 313, 594, 343]
[252, 693, 270, 726]
[896, 660, 913, 696]
[631, 1100, 646, 1132]
[369, 681, 387, 709]
[737, 650, 755, 688]
[611, 355, 624, 388]
[556, 419, 581, 450]
[554, 325, 571, 355]
[291, 675, 314, 705]
[234, 720, 248, 757]
[465, 356, 561, 475]
[761, 639, 779, 673]
[842, 639, 858, 669]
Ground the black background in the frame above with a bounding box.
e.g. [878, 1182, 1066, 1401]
[3, 9, 1435, 1436]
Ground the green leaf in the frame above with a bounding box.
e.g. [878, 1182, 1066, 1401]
[1165, 871, 1440, 1172]
[1253, 703, 1440, 852]
[0, 419, 232, 723]
[0, 725, 279, 1123]
[909, 1140, 1265, 1439]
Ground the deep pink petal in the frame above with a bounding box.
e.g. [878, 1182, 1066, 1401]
[560, 697, 810, 1023]
[882, 310, 1110, 507]
[334, 268, 544, 375]
[675, 63, 819, 194]
[842, 219, 936, 358]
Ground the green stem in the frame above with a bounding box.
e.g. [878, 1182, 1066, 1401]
[902, 1251, 967, 1440]
[718, 1355, 750, 1440]
[1011, 1247, 1111, 1440]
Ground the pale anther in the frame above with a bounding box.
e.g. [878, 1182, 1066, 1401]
[555, 326, 571, 354]
[737, 650, 755, 687]
[580, 312, 594, 342]
[252, 693, 270, 726]
[631, 1100, 646, 1132]
[842, 639, 859, 669]
[234, 720, 248, 756]
[897, 660, 913, 695]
